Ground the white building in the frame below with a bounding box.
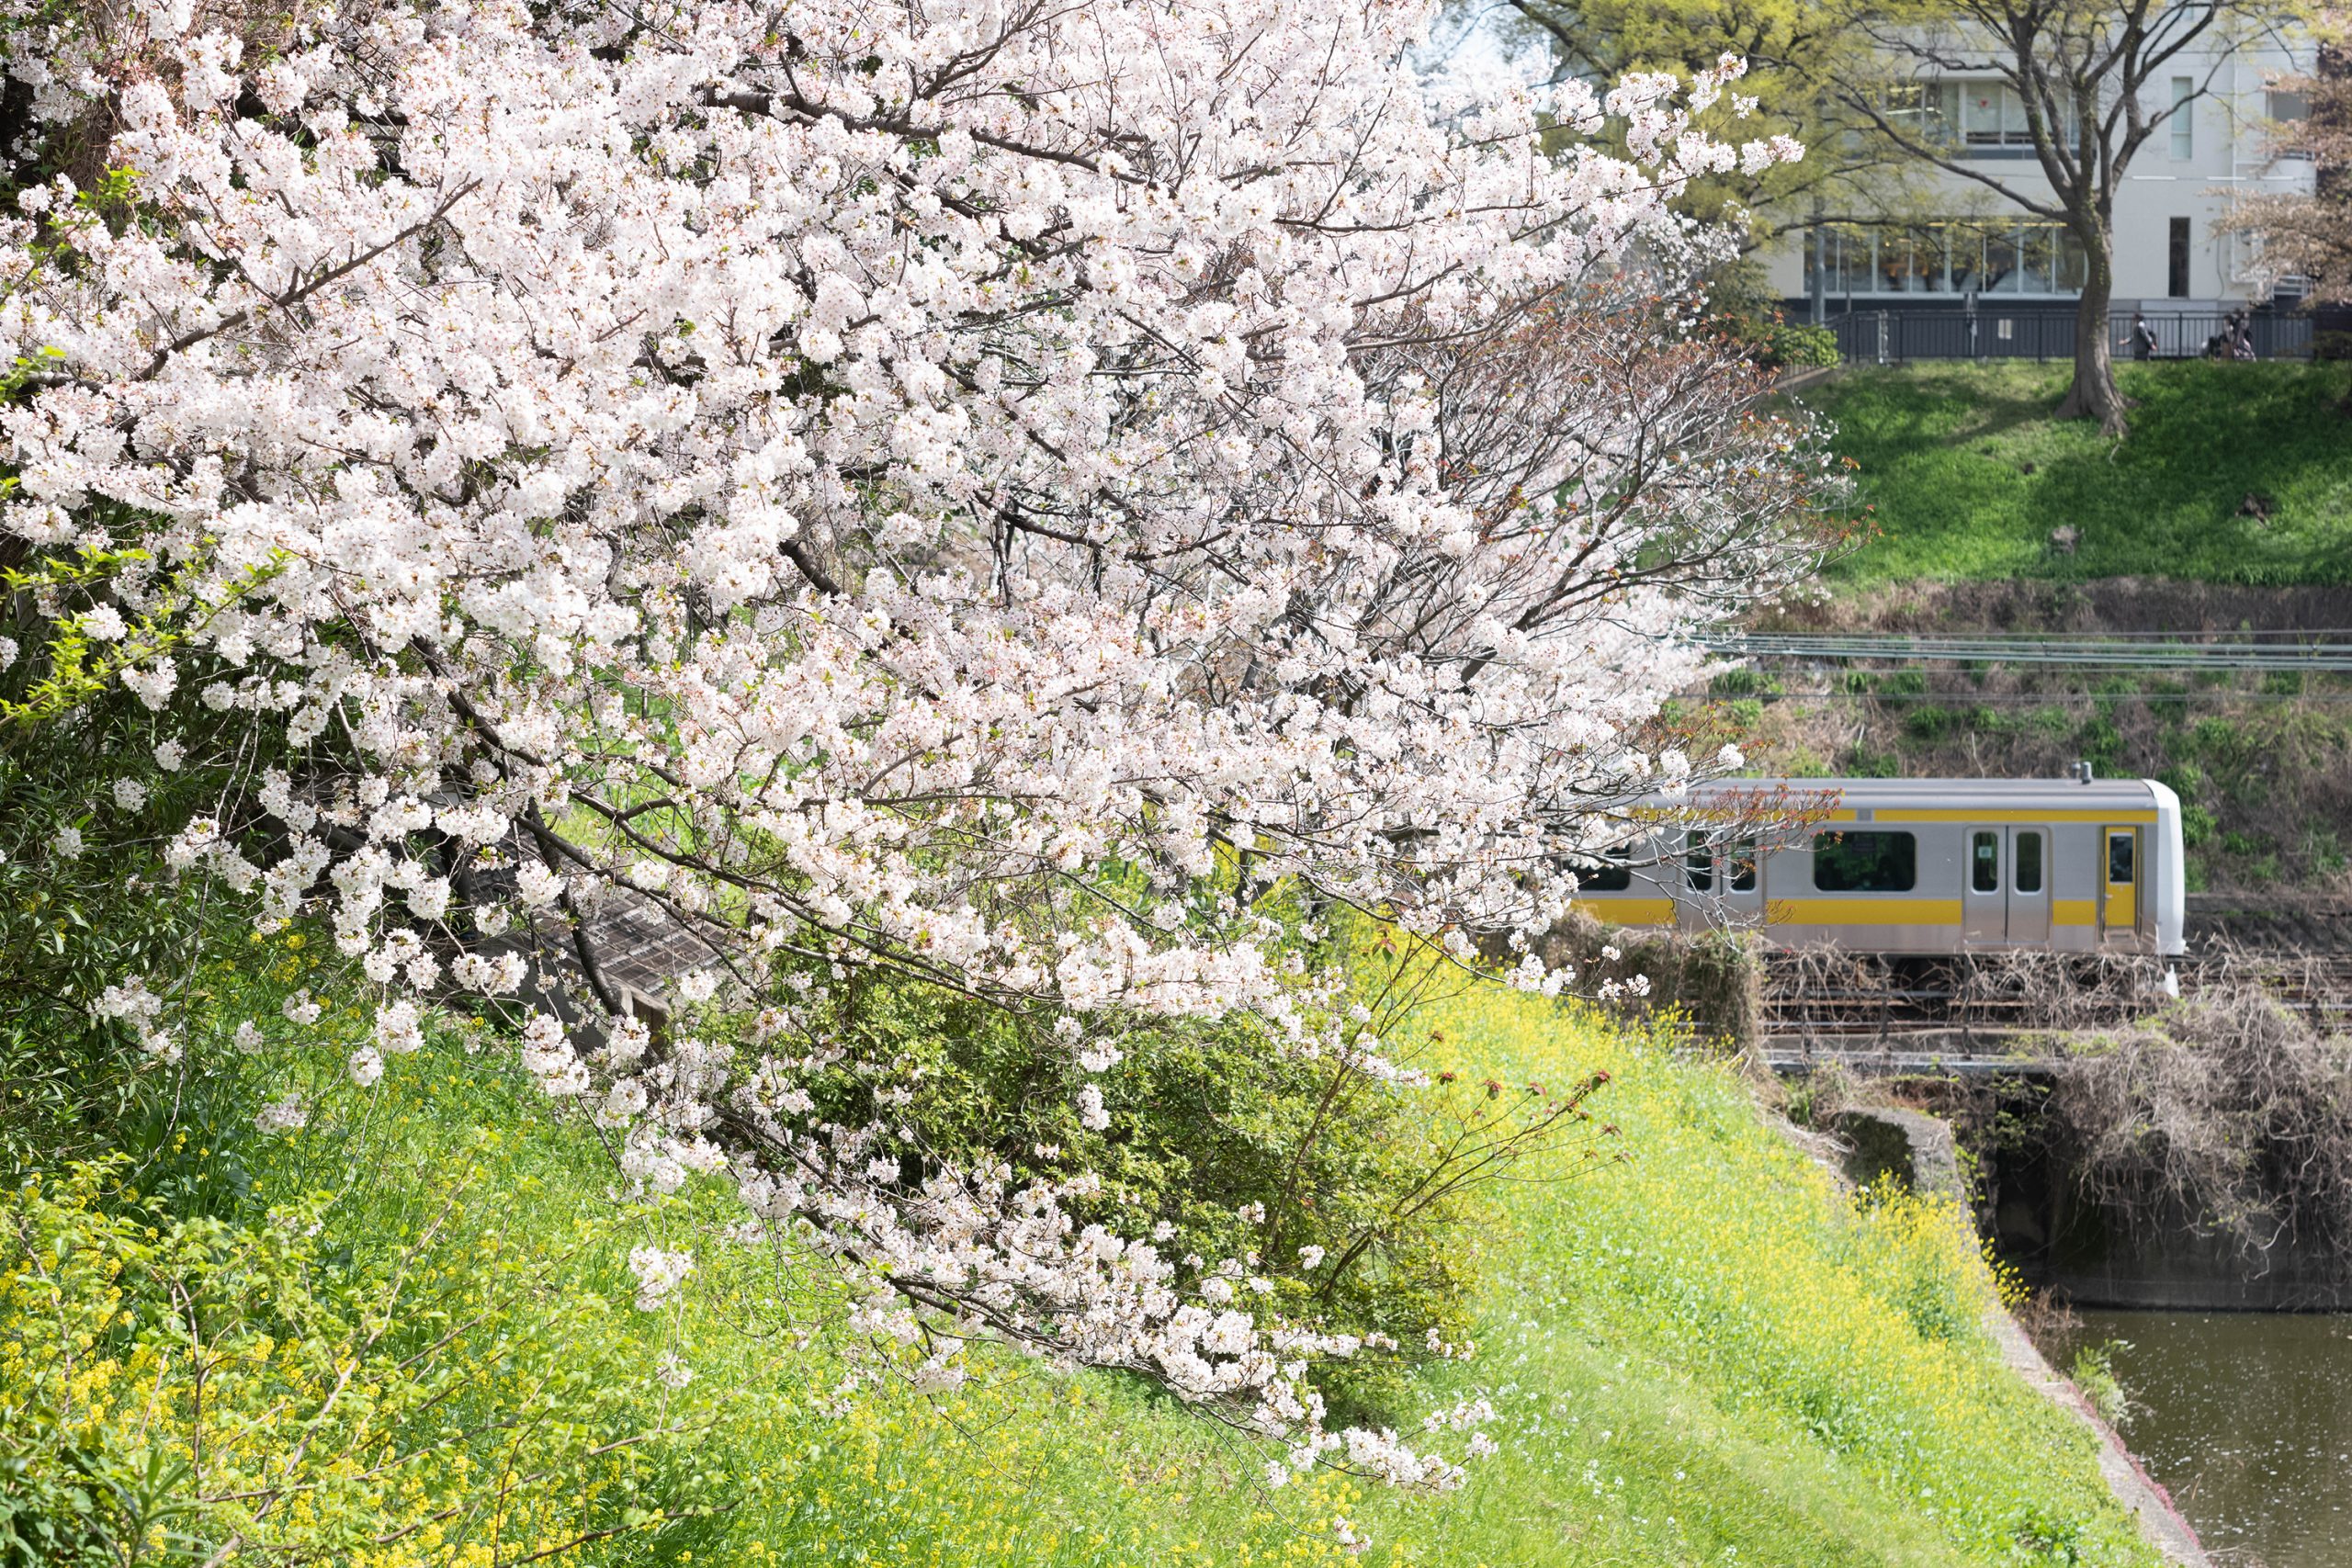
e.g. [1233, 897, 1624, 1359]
[1763, 32, 2316, 332]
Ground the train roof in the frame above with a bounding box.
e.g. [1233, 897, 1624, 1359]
[1675, 776, 2165, 813]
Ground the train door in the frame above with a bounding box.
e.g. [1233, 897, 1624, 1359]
[2100, 825, 2140, 944]
[1722, 835, 1763, 929]
[1962, 827, 2051, 945]
[2007, 828, 2050, 944]
[1683, 831, 1763, 930]
[1962, 827, 2006, 945]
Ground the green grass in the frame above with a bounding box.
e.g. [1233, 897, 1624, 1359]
[1804, 360, 2352, 587]
[10, 961, 2157, 1566]
[343, 996, 2165, 1562]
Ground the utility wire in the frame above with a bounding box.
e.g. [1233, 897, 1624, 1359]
[1709, 634, 2352, 671]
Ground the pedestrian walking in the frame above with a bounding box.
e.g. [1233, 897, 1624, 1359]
[2131, 310, 2156, 361]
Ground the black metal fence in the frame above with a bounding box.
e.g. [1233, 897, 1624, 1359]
[1816, 306, 2313, 364]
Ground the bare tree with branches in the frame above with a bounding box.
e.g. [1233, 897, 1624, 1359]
[1829, 0, 2301, 434]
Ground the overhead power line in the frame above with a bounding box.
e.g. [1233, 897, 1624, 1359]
[1706, 634, 2352, 671]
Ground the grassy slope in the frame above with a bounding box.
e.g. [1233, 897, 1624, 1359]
[1805, 361, 2352, 588]
[281, 984, 2154, 1568]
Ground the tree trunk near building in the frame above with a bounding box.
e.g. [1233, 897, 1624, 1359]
[2056, 216, 2129, 435]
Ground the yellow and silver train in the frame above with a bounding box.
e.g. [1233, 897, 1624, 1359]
[1568, 775, 2187, 957]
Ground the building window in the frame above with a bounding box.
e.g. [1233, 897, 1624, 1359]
[1943, 79, 2075, 153]
[1811, 831, 1918, 894]
[1805, 221, 2086, 299]
[1960, 80, 2032, 146]
[2169, 215, 2191, 298]
[2171, 76, 2194, 160]
[2269, 87, 2314, 159]
[1885, 80, 1959, 144]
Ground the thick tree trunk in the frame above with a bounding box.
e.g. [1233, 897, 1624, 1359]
[2055, 220, 2129, 436]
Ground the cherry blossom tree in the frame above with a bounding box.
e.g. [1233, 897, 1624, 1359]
[0, 0, 1827, 1488]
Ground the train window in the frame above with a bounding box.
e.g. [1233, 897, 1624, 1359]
[1728, 839, 1758, 892]
[1811, 829, 1917, 893]
[2108, 831, 2135, 885]
[2016, 832, 2044, 894]
[1686, 830, 1713, 892]
[1970, 831, 1999, 893]
[1580, 849, 1634, 893]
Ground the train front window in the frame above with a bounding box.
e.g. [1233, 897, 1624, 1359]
[1728, 839, 1758, 893]
[1970, 831, 1999, 893]
[2108, 831, 2135, 885]
[1686, 831, 1713, 892]
[2015, 832, 2044, 894]
[1811, 829, 1917, 893]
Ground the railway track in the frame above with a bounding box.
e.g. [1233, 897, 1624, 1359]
[1759, 948, 2352, 1071]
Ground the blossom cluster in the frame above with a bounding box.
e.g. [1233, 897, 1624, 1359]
[2, 0, 1819, 1489]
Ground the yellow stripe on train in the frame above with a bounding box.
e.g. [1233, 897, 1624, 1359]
[1765, 897, 1962, 925]
[1568, 897, 1677, 925]
[1824, 808, 2157, 825]
[1573, 897, 2111, 929]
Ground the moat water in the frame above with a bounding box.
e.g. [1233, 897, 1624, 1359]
[2078, 1310, 2352, 1568]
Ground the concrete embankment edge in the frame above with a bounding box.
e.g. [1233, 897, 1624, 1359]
[1980, 1307, 2211, 1568]
[1813, 1105, 2211, 1567]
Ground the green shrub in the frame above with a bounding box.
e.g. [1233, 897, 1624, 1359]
[714, 929, 1594, 1423]
[1710, 668, 1784, 698]
[2075, 716, 2124, 767]
[1756, 321, 1841, 370]
[1877, 671, 1930, 699]
[2069, 1342, 2132, 1428]
[1903, 705, 1965, 742]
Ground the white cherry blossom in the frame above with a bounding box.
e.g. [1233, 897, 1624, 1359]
[0, 0, 1826, 1490]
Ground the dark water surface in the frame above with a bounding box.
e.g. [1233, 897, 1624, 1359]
[2078, 1310, 2352, 1568]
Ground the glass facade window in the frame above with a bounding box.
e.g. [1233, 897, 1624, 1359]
[1939, 78, 2077, 154]
[2170, 76, 2194, 160]
[1886, 80, 1961, 143]
[1983, 226, 2020, 292]
[2055, 232, 2087, 292]
[2271, 88, 2315, 158]
[1876, 229, 1917, 293]
[1945, 224, 1984, 295]
[1806, 222, 2085, 299]
[2020, 225, 2064, 293]
[1960, 81, 2034, 146]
